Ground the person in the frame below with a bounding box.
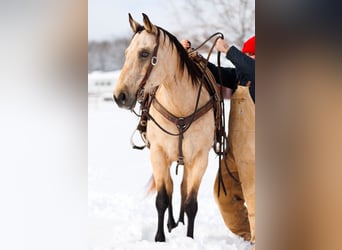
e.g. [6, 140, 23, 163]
[181, 36, 255, 102]
[182, 36, 256, 245]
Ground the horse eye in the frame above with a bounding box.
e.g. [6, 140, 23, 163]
[140, 51, 149, 58]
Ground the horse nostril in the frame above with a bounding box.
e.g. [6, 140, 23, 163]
[114, 92, 126, 106]
[118, 92, 126, 104]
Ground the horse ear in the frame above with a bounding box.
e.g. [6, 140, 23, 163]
[128, 13, 142, 33]
[142, 13, 157, 34]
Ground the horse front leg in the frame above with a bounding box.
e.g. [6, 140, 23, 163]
[151, 148, 174, 241]
[166, 176, 177, 233]
[155, 182, 177, 240]
[184, 191, 198, 238]
[155, 185, 168, 242]
[166, 176, 177, 232]
[166, 193, 177, 232]
[177, 168, 188, 225]
[184, 157, 208, 238]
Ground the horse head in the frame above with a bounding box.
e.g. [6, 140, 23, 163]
[114, 13, 170, 110]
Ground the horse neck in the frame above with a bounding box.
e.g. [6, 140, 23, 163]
[157, 69, 210, 117]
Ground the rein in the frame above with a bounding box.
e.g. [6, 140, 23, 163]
[188, 33, 241, 195]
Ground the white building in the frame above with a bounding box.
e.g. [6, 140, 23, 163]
[88, 70, 121, 101]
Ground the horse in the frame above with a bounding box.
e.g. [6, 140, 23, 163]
[113, 13, 216, 242]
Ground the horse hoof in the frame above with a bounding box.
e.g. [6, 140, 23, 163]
[155, 233, 165, 242]
[167, 219, 177, 232]
[177, 219, 185, 225]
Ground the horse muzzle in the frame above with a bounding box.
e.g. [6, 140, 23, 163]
[113, 91, 136, 110]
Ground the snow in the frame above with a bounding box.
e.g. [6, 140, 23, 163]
[88, 94, 252, 250]
[88, 70, 122, 79]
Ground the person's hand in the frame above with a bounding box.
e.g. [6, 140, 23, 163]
[216, 38, 230, 54]
[181, 39, 191, 50]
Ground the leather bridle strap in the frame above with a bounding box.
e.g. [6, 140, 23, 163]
[152, 97, 214, 130]
[136, 29, 160, 103]
[151, 97, 214, 170]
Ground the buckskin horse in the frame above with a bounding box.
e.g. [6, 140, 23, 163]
[113, 13, 219, 241]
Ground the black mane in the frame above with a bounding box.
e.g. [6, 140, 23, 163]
[157, 27, 203, 86]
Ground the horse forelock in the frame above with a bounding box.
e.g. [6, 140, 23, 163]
[129, 26, 145, 43]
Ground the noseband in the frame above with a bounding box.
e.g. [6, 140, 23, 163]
[136, 29, 160, 103]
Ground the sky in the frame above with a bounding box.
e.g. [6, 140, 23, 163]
[88, 0, 185, 41]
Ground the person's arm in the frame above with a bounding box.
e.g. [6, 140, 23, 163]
[207, 61, 237, 90]
[181, 39, 238, 90]
[226, 46, 255, 83]
[216, 38, 254, 82]
[216, 38, 255, 102]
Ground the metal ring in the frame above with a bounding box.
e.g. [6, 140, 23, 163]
[151, 56, 157, 66]
[140, 120, 147, 126]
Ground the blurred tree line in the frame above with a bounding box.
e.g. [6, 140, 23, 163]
[88, 37, 129, 73]
[88, 0, 254, 73]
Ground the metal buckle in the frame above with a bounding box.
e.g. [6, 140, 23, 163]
[151, 56, 157, 66]
[177, 117, 186, 130]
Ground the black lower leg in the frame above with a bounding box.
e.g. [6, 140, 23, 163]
[155, 186, 168, 242]
[185, 193, 198, 238]
[178, 181, 186, 225]
[178, 197, 185, 225]
[167, 200, 177, 232]
[178, 206, 185, 225]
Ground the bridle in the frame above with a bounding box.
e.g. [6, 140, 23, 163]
[136, 29, 160, 103]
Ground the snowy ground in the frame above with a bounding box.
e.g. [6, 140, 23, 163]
[88, 96, 252, 250]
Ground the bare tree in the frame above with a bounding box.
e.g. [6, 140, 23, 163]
[168, 0, 255, 49]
